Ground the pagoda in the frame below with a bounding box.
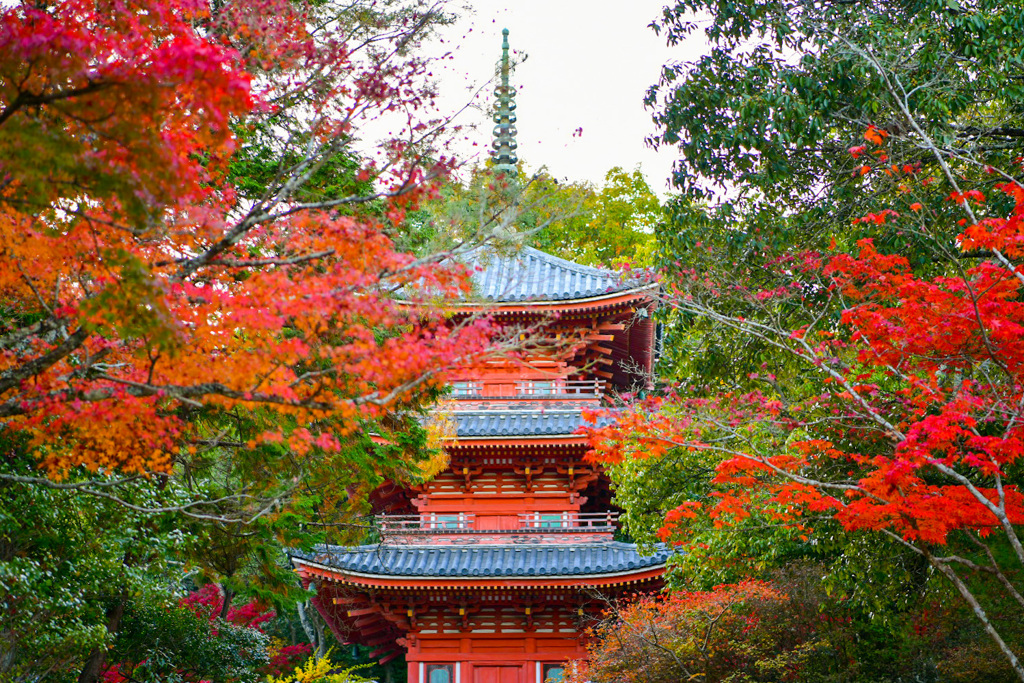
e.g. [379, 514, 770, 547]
[290, 31, 670, 683]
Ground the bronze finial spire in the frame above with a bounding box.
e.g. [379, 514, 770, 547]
[491, 28, 518, 174]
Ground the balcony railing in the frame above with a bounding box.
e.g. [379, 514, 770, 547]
[378, 514, 476, 533]
[518, 511, 618, 530]
[450, 379, 603, 400]
[377, 511, 619, 535]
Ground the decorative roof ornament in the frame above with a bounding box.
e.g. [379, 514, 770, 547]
[491, 28, 518, 175]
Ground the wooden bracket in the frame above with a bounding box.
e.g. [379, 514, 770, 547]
[459, 464, 483, 491]
[521, 599, 547, 632]
[455, 602, 480, 629]
[514, 462, 545, 491]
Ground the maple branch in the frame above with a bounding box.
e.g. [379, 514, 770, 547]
[16, 264, 55, 318]
[156, 249, 336, 270]
[661, 291, 907, 441]
[0, 326, 90, 395]
[940, 243, 1016, 381]
[837, 33, 1024, 289]
[0, 333, 498, 418]
[648, 430, 874, 500]
[0, 316, 65, 351]
[924, 458, 1024, 567]
[0, 80, 114, 126]
[927, 551, 1024, 681]
[0, 473, 144, 489]
[0, 472, 286, 524]
[961, 530, 1024, 610]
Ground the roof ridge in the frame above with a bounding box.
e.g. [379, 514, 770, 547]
[517, 246, 616, 277]
[459, 245, 637, 303]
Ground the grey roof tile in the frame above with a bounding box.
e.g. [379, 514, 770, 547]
[464, 246, 636, 302]
[291, 542, 672, 578]
[453, 410, 610, 437]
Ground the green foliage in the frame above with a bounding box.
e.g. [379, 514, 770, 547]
[0, 445, 184, 680]
[228, 120, 374, 208]
[412, 164, 660, 268]
[649, 0, 1024, 259]
[530, 167, 662, 268]
[108, 600, 269, 683]
[647, 0, 1024, 392]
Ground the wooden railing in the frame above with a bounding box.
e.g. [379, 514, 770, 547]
[378, 514, 476, 533]
[376, 511, 618, 535]
[517, 511, 619, 530]
[450, 379, 603, 400]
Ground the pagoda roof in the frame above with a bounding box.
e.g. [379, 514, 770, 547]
[452, 408, 610, 438]
[463, 246, 641, 303]
[291, 541, 672, 580]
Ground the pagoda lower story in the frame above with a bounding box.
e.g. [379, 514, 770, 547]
[291, 541, 668, 683]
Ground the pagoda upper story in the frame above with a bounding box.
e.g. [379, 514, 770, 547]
[370, 245, 658, 547]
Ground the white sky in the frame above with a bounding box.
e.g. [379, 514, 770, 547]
[427, 1, 709, 195]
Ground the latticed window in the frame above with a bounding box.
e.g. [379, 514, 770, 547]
[428, 514, 465, 529]
[543, 664, 566, 682]
[519, 380, 554, 396]
[426, 664, 453, 683]
[451, 381, 479, 397]
[529, 513, 567, 529]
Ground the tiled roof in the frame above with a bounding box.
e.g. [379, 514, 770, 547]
[453, 410, 608, 437]
[464, 246, 636, 302]
[291, 542, 672, 578]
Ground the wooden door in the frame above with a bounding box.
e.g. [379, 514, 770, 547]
[473, 666, 519, 683]
[477, 515, 518, 531]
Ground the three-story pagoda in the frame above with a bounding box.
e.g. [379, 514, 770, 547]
[290, 30, 670, 683]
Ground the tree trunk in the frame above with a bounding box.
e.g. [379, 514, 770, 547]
[77, 598, 125, 683]
[297, 600, 318, 649]
[218, 583, 234, 620]
[314, 614, 327, 660]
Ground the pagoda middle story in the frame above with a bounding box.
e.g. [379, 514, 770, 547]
[290, 247, 671, 683]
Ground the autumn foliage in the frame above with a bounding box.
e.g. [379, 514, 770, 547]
[585, 140, 1024, 675]
[0, 0, 492, 477]
[589, 178, 1024, 550]
[568, 580, 838, 683]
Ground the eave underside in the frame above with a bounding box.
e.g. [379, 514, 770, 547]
[300, 562, 667, 666]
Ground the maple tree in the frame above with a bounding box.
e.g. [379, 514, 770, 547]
[0, 0, 491, 482]
[622, 13, 1024, 675]
[587, 144, 1024, 677]
[0, 0, 502, 679]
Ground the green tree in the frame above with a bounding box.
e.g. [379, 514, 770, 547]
[411, 164, 661, 268]
[648, 0, 1024, 264]
[0, 442, 190, 681]
[531, 167, 661, 268]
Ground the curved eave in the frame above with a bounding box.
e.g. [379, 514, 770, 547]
[292, 556, 666, 590]
[397, 284, 658, 315]
[446, 434, 590, 447]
